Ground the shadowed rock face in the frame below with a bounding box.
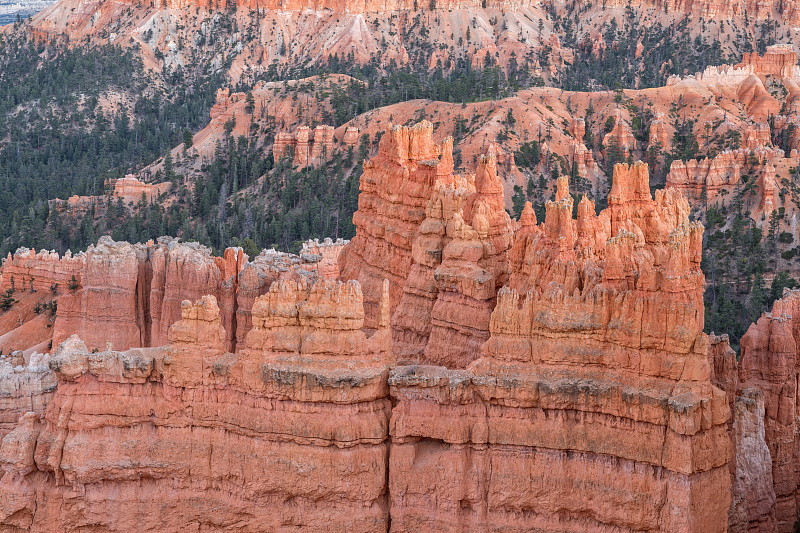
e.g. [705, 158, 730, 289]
[738, 291, 800, 532]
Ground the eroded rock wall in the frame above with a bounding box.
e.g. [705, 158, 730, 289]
[339, 121, 453, 328]
[388, 162, 733, 532]
[3, 121, 790, 532]
[0, 284, 393, 532]
[1, 236, 348, 354]
[739, 291, 800, 532]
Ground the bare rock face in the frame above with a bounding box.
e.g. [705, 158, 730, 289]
[111, 175, 170, 204]
[0, 281, 393, 532]
[388, 162, 732, 532]
[648, 112, 672, 150]
[737, 75, 782, 122]
[743, 122, 773, 151]
[739, 290, 800, 532]
[666, 151, 743, 202]
[273, 124, 337, 167]
[341, 122, 513, 367]
[759, 164, 779, 215]
[729, 389, 777, 533]
[602, 108, 636, 157]
[52, 237, 145, 351]
[392, 145, 513, 367]
[1, 236, 348, 354]
[2, 119, 791, 531]
[0, 352, 54, 442]
[665, 146, 786, 221]
[339, 121, 453, 329]
[300, 238, 348, 280]
[738, 44, 800, 79]
[1, 248, 84, 294]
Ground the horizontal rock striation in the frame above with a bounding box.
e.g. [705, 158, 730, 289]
[0, 284, 393, 532]
[339, 121, 453, 329]
[0, 353, 55, 442]
[1, 236, 348, 354]
[3, 120, 795, 532]
[388, 162, 733, 532]
[738, 290, 800, 532]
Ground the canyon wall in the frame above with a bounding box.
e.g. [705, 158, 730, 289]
[0, 283, 393, 531]
[0, 156, 736, 532]
[738, 291, 800, 532]
[389, 163, 732, 532]
[273, 125, 337, 167]
[0, 353, 54, 442]
[4, 121, 800, 531]
[66, 0, 799, 23]
[341, 122, 513, 367]
[339, 121, 452, 328]
[1, 237, 348, 354]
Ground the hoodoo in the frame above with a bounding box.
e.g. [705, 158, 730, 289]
[1, 121, 800, 531]
[0, 123, 759, 532]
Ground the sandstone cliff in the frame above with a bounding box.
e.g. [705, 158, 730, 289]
[1, 236, 348, 354]
[738, 290, 800, 532]
[388, 163, 731, 532]
[340, 122, 514, 367]
[0, 284, 393, 531]
[339, 121, 452, 329]
[4, 118, 800, 531]
[0, 352, 54, 442]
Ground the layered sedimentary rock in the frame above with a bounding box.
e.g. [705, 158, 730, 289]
[759, 164, 779, 215]
[389, 162, 732, 532]
[738, 44, 800, 79]
[273, 125, 336, 167]
[0, 282, 393, 531]
[665, 146, 787, 212]
[391, 145, 513, 367]
[111, 175, 171, 204]
[52, 237, 226, 351]
[3, 119, 797, 532]
[299, 238, 348, 280]
[602, 108, 636, 156]
[0, 352, 54, 441]
[63, 0, 793, 20]
[339, 121, 452, 328]
[739, 290, 800, 532]
[743, 122, 772, 151]
[666, 151, 743, 202]
[729, 389, 778, 533]
[568, 118, 598, 175]
[649, 112, 672, 149]
[340, 122, 514, 367]
[1, 236, 348, 354]
[1, 249, 84, 295]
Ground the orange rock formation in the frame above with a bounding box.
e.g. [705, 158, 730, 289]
[274, 125, 336, 167]
[3, 120, 800, 531]
[339, 121, 453, 328]
[111, 175, 171, 204]
[0, 236, 349, 355]
[341, 122, 513, 367]
[0, 284, 393, 531]
[390, 163, 731, 532]
[666, 151, 743, 202]
[738, 290, 800, 531]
